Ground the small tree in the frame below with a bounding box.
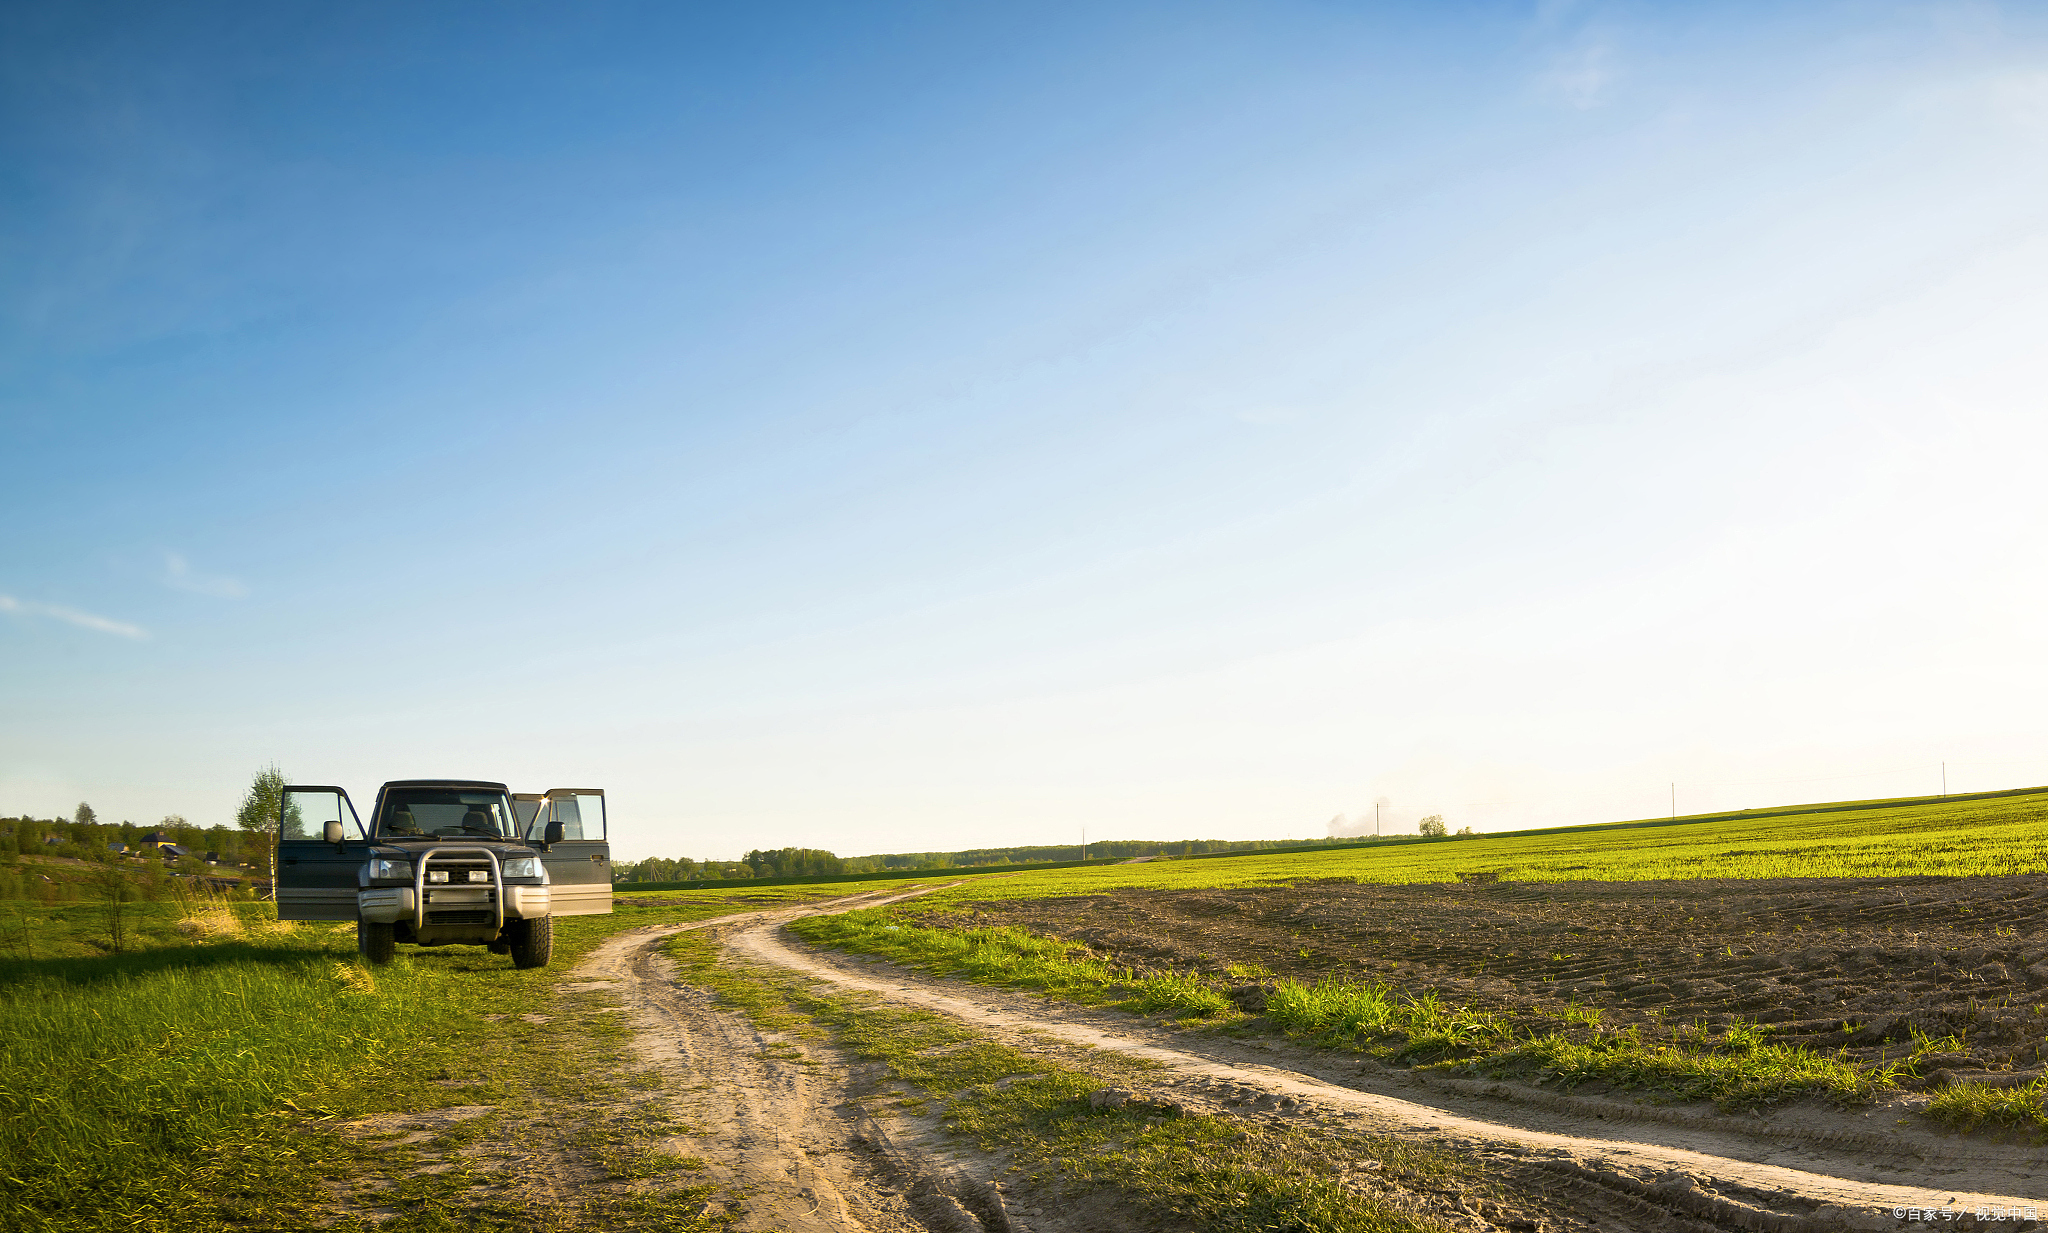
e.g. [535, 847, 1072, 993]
[1418, 814, 1448, 838]
[74, 802, 96, 827]
[93, 858, 133, 954]
[235, 765, 294, 913]
[1455, 825, 1476, 837]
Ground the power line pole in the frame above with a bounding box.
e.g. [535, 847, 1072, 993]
[1670, 783, 1675, 819]
[1942, 762, 1947, 797]
[1375, 803, 1382, 837]
[1081, 826, 1086, 862]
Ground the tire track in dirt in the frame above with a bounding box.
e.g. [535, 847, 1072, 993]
[730, 916, 2046, 1232]
[570, 888, 978, 1233]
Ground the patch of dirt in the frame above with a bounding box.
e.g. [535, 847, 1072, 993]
[951, 875, 2048, 1080]
[571, 905, 933, 1233]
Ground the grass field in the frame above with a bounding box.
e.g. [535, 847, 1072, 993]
[0, 882, 901, 1233]
[824, 787, 2048, 908]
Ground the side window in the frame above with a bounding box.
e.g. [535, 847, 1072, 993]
[514, 797, 543, 836]
[538, 791, 606, 841]
[567, 793, 605, 841]
[282, 788, 364, 841]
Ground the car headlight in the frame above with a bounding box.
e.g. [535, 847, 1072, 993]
[367, 857, 413, 881]
[500, 856, 543, 880]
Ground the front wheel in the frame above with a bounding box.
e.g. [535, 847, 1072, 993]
[508, 915, 553, 969]
[358, 920, 396, 966]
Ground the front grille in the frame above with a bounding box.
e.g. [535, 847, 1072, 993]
[425, 910, 494, 924]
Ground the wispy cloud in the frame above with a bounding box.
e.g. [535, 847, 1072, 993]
[1540, 38, 1616, 110]
[0, 594, 150, 639]
[163, 552, 248, 599]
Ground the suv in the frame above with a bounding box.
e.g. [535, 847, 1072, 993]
[274, 780, 613, 967]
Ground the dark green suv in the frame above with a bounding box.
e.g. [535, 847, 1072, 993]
[275, 779, 613, 967]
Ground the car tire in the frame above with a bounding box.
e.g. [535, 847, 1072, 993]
[509, 915, 553, 969]
[358, 920, 397, 966]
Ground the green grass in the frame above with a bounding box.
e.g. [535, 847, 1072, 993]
[610, 876, 927, 909]
[0, 882, 896, 1233]
[792, 788, 2048, 908]
[1927, 1078, 2048, 1132]
[0, 890, 267, 960]
[663, 929, 1465, 1233]
[792, 910, 1240, 1017]
[0, 923, 457, 1230]
[1462, 1022, 1904, 1109]
[1262, 976, 1887, 1110]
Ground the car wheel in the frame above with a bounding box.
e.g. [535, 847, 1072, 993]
[358, 920, 396, 966]
[509, 915, 553, 969]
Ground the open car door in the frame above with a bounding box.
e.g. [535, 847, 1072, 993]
[526, 788, 612, 915]
[276, 786, 368, 920]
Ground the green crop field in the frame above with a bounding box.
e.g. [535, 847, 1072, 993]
[775, 787, 2048, 908]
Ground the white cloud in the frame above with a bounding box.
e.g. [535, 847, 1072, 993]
[1540, 24, 1613, 110]
[1539, 38, 1616, 110]
[0, 594, 149, 639]
[163, 553, 248, 599]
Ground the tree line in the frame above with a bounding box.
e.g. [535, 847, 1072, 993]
[610, 833, 1434, 885]
[3, 806, 261, 868]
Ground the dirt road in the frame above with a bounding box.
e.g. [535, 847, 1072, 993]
[568, 888, 1026, 1233]
[576, 886, 2042, 1232]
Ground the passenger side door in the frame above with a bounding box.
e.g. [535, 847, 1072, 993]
[529, 788, 612, 915]
[276, 786, 368, 921]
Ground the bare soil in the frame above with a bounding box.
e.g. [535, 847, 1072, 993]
[947, 875, 2048, 1084]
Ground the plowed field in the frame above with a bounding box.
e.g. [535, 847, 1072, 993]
[946, 874, 2048, 1084]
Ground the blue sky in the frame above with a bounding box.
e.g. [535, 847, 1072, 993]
[6, 2, 2048, 858]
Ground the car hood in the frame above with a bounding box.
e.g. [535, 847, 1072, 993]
[370, 839, 537, 857]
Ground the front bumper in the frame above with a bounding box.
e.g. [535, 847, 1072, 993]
[358, 884, 550, 924]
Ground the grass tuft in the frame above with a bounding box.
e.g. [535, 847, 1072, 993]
[1127, 971, 1232, 1018]
[1927, 1078, 2048, 1132]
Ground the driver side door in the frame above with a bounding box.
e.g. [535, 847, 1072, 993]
[276, 786, 368, 920]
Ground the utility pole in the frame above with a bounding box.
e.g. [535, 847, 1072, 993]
[1081, 826, 1086, 862]
[1670, 783, 1675, 819]
[1375, 803, 1382, 837]
[1942, 762, 1947, 797]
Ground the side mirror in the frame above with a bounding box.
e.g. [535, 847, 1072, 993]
[543, 819, 564, 845]
[323, 820, 344, 844]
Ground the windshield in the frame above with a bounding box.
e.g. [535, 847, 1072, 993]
[378, 789, 517, 840]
